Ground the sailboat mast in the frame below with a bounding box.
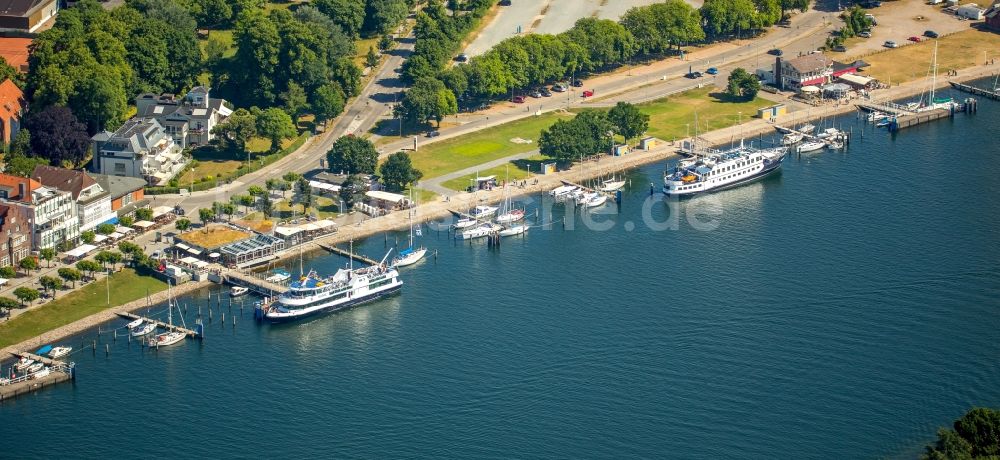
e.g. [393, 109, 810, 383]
[930, 41, 938, 104]
[349, 240, 353, 271]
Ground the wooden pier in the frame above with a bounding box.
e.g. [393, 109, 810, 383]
[220, 270, 289, 295]
[116, 312, 202, 337]
[949, 81, 1000, 100]
[855, 101, 916, 116]
[315, 242, 381, 266]
[1, 352, 75, 402]
[886, 108, 952, 132]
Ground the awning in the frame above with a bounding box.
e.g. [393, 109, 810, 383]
[187, 247, 202, 255]
[101, 216, 119, 226]
[300, 223, 319, 231]
[64, 244, 97, 258]
[274, 226, 302, 237]
[800, 85, 820, 93]
[799, 76, 827, 86]
[109, 232, 124, 239]
[309, 180, 340, 192]
[175, 242, 191, 251]
[314, 219, 336, 229]
[209, 252, 220, 258]
[133, 220, 155, 229]
[474, 175, 496, 182]
[365, 190, 406, 203]
[93, 234, 109, 243]
[151, 206, 173, 218]
[179, 256, 199, 265]
[838, 73, 873, 86]
[116, 226, 134, 234]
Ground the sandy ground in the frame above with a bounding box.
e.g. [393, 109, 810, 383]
[839, 0, 980, 57]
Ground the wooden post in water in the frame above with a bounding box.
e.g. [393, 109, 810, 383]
[105, 344, 109, 356]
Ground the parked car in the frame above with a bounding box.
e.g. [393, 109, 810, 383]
[552, 83, 568, 92]
[908, 36, 921, 42]
[571, 79, 584, 87]
[859, 30, 872, 38]
[499, 0, 511, 5]
[512, 95, 526, 103]
[529, 89, 542, 98]
[832, 44, 847, 52]
[540, 87, 552, 97]
[454, 53, 469, 63]
[884, 40, 898, 48]
[924, 30, 939, 38]
[582, 90, 594, 97]
[706, 67, 718, 75]
[768, 48, 783, 56]
[685, 71, 703, 79]
[427, 130, 440, 138]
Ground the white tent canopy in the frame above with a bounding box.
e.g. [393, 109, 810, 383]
[116, 226, 134, 234]
[365, 190, 406, 203]
[109, 232, 124, 239]
[93, 234, 109, 243]
[64, 244, 97, 259]
[133, 220, 155, 229]
[151, 205, 174, 218]
[309, 180, 340, 192]
[800, 85, 820, 93]
[274, 226, 302, 237]
[838, 73, 873, 86]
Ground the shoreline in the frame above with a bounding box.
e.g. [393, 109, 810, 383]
[3, 64, 996, 357]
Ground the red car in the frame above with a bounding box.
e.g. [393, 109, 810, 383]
[512, 95, 526, 103]
[908, 36, 921, 42]
[582, 90, 594, 97]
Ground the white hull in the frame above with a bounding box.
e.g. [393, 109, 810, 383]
[49, 347, 72, 359]
[131, 323, 157, 336]
[31, 368, 50, 379]
[393, 248, 427, 267]
[265, 272, 292, 283]
[495, 210, 525, 224]
[499, 225, 528, 236]
[125, 318, 143, 329]
[598, 180, 626, 192]
[458, 223, 500, 239]
[230, 286, 249, 297]
[585, 194, 608, 207]
[798, 141, 826, 152]
[549, 185, 576, 198]
[664, 146, 785, 196]
[454, 218, 478, 229]
[150, 331, 186, 347]
[265, 266, 402, 323]
[470, 205, 498, 219]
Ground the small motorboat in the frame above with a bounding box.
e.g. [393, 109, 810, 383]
[867, 111, 885, 122]
[48, 346, 72, 359]
[454, 217, 478, 229]
[470, 205, 499, 219]
[495, 209, 525, 224]
[585, 194, 608, 208]
[498, 224, 528, 237]
[31, 368, 50, 379]
[797, 123, 816, 134]
[149, 331, 186, 347]
[0, 377, 9, 385]
[816, 128, 842, 139]
[131, 322, 157, 336]
[125, 318, 143, 329]
[230, 286, 249, 297]
[781, 132, 803, 145]
[265, 270, 292, 283]
[549, 184, 576, 198]
[26, 362, 44, 373]
[798, 141, 826, 153]
[875, 118, 892, 128]
[14, 357, 35, 371]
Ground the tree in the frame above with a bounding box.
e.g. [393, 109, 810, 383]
[119, 216, 134, 228]
[192, 0, 233, 27]
[256, 107, 297, 151]
[117, 241, 142, 265]
[311, 83, 346, 125]
[282, 172, 301, 183]
[18, 256, 37, 275]
[4, 153, 50, 178]
[39, 275, 63, 298]
[314, 0, 366, 37]
[96, 223, 116, 235]
[726, 67, 760, 100]
[38, 247, 56, 268]
[212, 108, 257, 152]
[0, 266, 15, 279]
[378, 34, 394, 52]
[467, 53, 515, 98]
[564, 18, 638, 70]
[96, 250, 123, 271]
[135, 207, 153, 221]
[198, 207, 216, 225]
[0, 296, 18, 315]
[76, 259, 101, 280]
[247, 185, 265, 197]
[379, 151, 423, 192]
[620, 1, 704, 56]
[237, 195, 255, 213]
[175, 218, 192, 231]
[296, 177, 313, 213]
[607, 102, 649, 145]
[13, 287, 39, 306]
[10, 128, 30, 157]
[220, 202, 237, 220]
[58, 267, 83, 288]
[925, 408, 1000, 459]
[280, 81, 309, 120]
[81, 230, 96, 244]
[339, 174, 365, 209]
[366, 46, 380, 69]
[364, 0, 408, 36]
[23, 106, 92, 167]
[232, 9, 281, 105]
[539, 110, 612, 162]
[397, 77, 457, 127]
[326, 136, 378, 175]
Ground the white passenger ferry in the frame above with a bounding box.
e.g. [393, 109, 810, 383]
[264, 251, 401, 323]
[663, 144, 786, 196]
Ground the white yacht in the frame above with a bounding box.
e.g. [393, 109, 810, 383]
[131, 322, 157, 336]
[454, 217, 478, 229]
[150, 331, 186, 347]
[781, 132, 804, 145]
[663, 144, 786, 196]
[470, 205, 498, 219]
[499, 224, 528, 236]
[598, 178, 626, 192]
[265, 269, 292, 283]
[230, 286, 249, 297]
[393, 189, 427, 268]
[263, 251, 402, 323]
[48, 346, 72, 359]
[457, 222, 500, 240]
[798, 140, 826, 152]
[549, 184, 576, 199]
[585, 194, 608, 208]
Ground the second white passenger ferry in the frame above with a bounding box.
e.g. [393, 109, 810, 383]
[663, 144, 786, 196]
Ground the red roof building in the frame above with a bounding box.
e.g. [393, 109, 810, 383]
[0, 37, 30, 72]
[0, 78, 23, 145]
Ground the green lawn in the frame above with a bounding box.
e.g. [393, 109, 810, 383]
[409, 112, 575, 179]
[273, 196, 342, 219]
[622, 88, 771, 141]
[404, 187, 439, 204]
[440, 155, 546, 191]
[0, 269, 167, 348]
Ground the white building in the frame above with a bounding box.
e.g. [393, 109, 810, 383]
[32, 165, 116, 232]
[91, 117, 188, 186]
[135, 86, 233, 149]
[956, 3, 986, 19]
[0, 173, 79, 250]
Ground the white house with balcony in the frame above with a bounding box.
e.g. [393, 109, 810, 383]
[32, 165, 116, 232]
[0, 173, 79, 250]
[91, 117, 188, 186]
[134, 86, 233, 149]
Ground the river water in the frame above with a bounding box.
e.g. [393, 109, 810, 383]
[2, 83, 999, 458]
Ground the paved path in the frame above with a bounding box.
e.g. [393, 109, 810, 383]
[421, 150, 540, 196]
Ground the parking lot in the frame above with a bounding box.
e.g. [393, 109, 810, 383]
[840, 0, 980, 57]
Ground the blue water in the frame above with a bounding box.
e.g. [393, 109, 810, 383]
[2, 85, 999, 458]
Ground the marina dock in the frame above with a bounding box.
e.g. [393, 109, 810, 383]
[855, 101, 917, 117]
[116, 312, 202, 338]
[884, 108, 952, 132]
[315, 242, 381, 266]
[220, 270, 289, 296]
[949, 81, 1000, 101]
[1, 352, 75, 402]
